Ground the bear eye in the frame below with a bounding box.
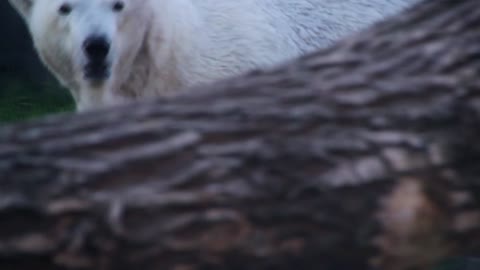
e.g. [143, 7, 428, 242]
[112, 1, 124, 12]
[58, 3, 72, 15]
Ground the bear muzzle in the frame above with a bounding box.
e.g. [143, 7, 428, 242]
[84, 62, 111, 82]
[82, 35, 112, 82]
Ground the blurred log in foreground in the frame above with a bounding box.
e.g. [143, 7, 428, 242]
[1, 0, 480, 270]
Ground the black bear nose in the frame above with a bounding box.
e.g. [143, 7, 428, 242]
[83, 36, 110, 61]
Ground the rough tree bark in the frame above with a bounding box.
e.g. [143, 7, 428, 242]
[1, 0, 480, 270]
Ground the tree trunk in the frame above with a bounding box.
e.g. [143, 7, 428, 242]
[1, 0, 480, 270]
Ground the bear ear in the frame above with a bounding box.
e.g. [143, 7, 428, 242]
[8, 0, 35, 21]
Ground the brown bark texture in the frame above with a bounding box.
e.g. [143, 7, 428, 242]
[1, 0, 480, 270]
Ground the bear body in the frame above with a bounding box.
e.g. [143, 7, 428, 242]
[9, 0, 418, 111]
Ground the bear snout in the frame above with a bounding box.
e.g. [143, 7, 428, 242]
[83, 35, 110, 62]
[82, 35, 111, 81]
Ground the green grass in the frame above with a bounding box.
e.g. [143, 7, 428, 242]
[0, 79, 74, 123]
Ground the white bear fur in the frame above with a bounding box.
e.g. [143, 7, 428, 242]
[9, 0, 418, 111]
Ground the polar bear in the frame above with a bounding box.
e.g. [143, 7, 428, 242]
[9, 0, 418, 111]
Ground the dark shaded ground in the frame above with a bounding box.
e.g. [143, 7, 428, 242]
[0, 1, 50, 81]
